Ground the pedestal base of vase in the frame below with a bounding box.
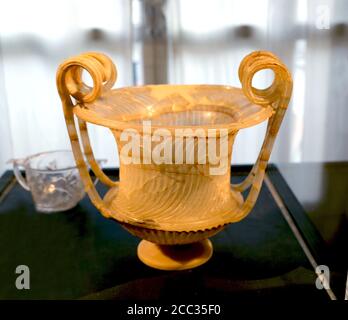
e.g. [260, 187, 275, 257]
[137, 239, 213, 271]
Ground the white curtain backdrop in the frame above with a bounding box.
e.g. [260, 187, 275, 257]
[0, 0, 132, 174]
[1, 0, 348, 176]
[166, 0, 348, 165]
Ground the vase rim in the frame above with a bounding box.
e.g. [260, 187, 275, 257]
[73, 84, 274, 133]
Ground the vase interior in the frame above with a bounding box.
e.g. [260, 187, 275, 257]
[74, 84, 273, 131]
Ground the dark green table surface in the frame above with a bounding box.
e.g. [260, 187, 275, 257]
[0, 165, 337, 300]
[277, 162, 348, 272]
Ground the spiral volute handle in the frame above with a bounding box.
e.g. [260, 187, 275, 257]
[57, 52, 117, 103]
[238, 51, 292, 109]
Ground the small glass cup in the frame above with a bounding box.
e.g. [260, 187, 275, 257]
[11, 150, 97, 213]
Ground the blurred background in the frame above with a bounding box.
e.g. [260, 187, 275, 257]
[0, 0, 347, 281]
[1, 0, 348, 174]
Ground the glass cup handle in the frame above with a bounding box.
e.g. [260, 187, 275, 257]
[12, 160, 30, 191]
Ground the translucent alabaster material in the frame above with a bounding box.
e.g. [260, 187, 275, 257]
[56, 51, 292, 270]
[74, 85, 274, 131]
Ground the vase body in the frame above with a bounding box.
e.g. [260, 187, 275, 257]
[56, 51, 293, 269]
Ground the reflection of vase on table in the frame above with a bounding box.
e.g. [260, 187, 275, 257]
[56, 51, 292, 270]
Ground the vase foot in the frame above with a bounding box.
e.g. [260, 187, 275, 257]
[137, 239, 213, 270]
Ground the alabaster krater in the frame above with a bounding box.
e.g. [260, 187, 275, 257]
[56, 51, 292, 270]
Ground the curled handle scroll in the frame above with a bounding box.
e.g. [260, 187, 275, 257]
[231, 51, 293, 222]
[56, 52, 119, 218]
